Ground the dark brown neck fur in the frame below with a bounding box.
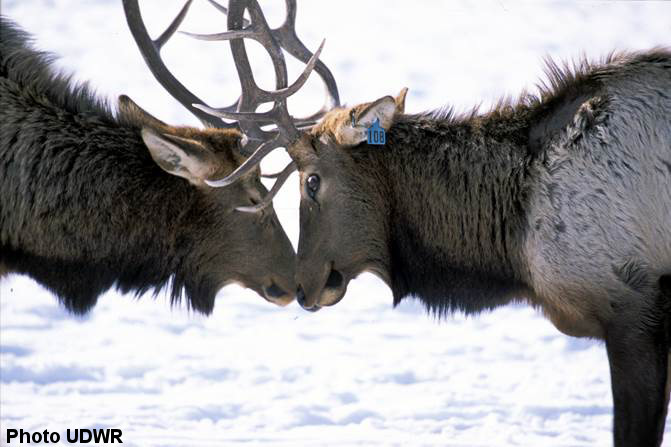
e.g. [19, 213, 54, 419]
[0, 18, 222, 313]
[352, 110, 535, 315]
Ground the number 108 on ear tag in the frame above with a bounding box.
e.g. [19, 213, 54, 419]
[367, 118, 386, 145]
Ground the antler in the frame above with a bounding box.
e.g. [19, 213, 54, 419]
[122, 0, 240, 129]
[185, 0, 340, 206]
[124, 0, 340, 212]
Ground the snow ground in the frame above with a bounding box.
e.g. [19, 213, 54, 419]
[1, 1, 670, 446]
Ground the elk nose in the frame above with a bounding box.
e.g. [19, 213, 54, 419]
[265, 283, 288, 299]
[296, 286, 320, 312]
[263, 282, 293, 306]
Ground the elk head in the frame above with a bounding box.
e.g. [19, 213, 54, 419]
[118, 94, 296, 307]
[172, 1, 411, 311]
[289, 90, 407, 310]
[122, 0, 339, 306]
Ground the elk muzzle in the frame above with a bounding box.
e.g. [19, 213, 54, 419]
[262, 277, 295, 306]
[296, 262, 347, 311]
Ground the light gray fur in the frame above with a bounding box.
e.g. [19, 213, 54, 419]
[526, 57, 671, 338]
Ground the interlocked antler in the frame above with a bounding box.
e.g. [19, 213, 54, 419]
[123, 0, 241, 129]
[185, 0, 339, 211]
[124, 0, 339, 212]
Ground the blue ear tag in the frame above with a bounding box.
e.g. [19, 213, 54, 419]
[366, 118, 386, 145]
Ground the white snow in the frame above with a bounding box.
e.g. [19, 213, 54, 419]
[1, 1, 670, 446]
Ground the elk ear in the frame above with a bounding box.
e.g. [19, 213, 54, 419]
[119, 95, 168, 129]
[141, 127, 221, 183]
[356, 96, 397, 130]
[395, 87, 408, 113]
[337, 96, 397, 146]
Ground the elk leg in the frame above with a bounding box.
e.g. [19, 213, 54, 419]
[605, 300, 670, 447]
[664, 353, 671, 441]
[663, 276, 671, 445]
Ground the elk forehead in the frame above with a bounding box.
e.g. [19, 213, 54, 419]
[189, 128, 246, 163]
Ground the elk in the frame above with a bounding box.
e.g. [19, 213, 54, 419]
[198, 7, 671, 443]
[0, 0, 334, 315]
[96, 0, 668, 444]
[291, 53, 671, 446]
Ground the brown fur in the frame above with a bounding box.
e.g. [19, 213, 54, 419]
[118, 95, 248, 182]
[0, 263, 9, 278]
[1, 18, 296, 313]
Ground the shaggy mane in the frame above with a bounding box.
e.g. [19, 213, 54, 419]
[413, 47, 671, 124]
[0, 17, 116, 124]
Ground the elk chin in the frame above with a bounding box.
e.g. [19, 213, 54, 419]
[219, 277, 294, 307]
[262, 280, 295, 306]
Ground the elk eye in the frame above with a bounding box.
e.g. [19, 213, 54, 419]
[350, 109, 356, 127]
[306, 174, 320, 199]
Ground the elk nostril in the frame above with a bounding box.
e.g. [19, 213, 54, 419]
[296, 286, 306, 306]
[296, 286, 319, 312]
[325, 269, 344, 289]
[265, 283, 287, 299]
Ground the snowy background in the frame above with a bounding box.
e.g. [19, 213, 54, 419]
[1, 1, 670, 446]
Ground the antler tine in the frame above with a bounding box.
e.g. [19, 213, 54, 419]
[276, 0, 340, 112]
[192, 39, 324, 109]
[180, 29, 257, 41]
[193, 103, 276, 123]
[205, 135, 284, 188]
[155, 0, 191, 49]
[267, 39, 324, 101]
[205, 0, 251, 27]
[122, 0, 234, 129]
[261, 171, 283, 179]
[235, 162, 297, 213]
[194, 104, 268, 120]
